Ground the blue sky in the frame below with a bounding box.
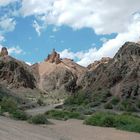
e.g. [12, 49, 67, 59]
[0, 0, 140, 66]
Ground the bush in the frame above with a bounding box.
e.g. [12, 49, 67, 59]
[11, 110, 29, 120]
[104, 103, 113, 109]
[110, 97, 120, 105]
[64, 91, 88, 106]
[84, 112, 140, 133]
[118, 100, 136, 112]
[0, 97, 18, 113]
[84, 112, 116, 127]
[64, 89, 111, 107]
[29, 114, 49, 124]
[46, 110, 84, 120]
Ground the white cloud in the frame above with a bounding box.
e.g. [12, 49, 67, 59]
[0, 0, 17, 6]
[0, 0, 140, 67]
[8, 46, 24, 55]
[0, 35, 5, 42]
[60, 14, 140, 66]
[25, 61, 32, 65]
[0, 16, 16, 33]
[100, 37, 108, 43]
[20, 0, 140, 35]
[32, 20, 42, 36]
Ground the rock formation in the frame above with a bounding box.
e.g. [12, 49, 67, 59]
[32, 50, 87, 93]
[1, 42, 140, 111]
[0, 55, 36, 89]
[88, 57, 112, 71]
[77, 42, 140, 111]
[45, 49, 61, 64]
[0, 47, 8, 57]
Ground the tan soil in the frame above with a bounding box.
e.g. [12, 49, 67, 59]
[0, 116, 140, 140]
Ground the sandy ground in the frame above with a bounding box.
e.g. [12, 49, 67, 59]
[0, 116, 140, 140]
[26, 103, 62, 116]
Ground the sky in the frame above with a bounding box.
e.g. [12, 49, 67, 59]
[0, 0, 140, 66]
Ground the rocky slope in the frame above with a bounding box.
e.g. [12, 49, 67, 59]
[0, 42, 139, 111]
[0, 47, 41, 106]
[32, 49, 87, 93]
[0, 56, 36, 89]
[77, 42, 140, 111]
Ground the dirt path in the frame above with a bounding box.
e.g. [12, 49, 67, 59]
[0, 116, 140, 140]
[26, 103, 62, 116]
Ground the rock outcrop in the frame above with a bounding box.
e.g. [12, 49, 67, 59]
[0, 48, 36, 89]
[87, 57, 112, 71]
[79, 42, 140, 91]
[32, 50, 87, 93]
[0, 47, 8, 57]
[77, 42, 140, 111]
[45, 49, 61, 64]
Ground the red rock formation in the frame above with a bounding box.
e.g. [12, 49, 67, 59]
[45, 49, 61, 64]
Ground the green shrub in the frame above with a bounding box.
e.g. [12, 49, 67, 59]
[0, 97, 18, 113]
[110, 97, 120, 105]
[29, 114, 49, 124]
[64, 89, 111, 107]
[104, 103, 113, 109]
[84, 112, 140, 133]
[64, 91, 88, 106]
[84, 112, 116, 127]
[46, 110, 84, 120]
[118, 100, 136, 112]
[11, 110, 29, 120]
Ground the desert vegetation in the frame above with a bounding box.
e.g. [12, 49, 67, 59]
[84, 112, 140, 133]
[45, 109, 84, 120]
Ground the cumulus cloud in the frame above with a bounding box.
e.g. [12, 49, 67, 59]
[0, 16, 16, 33]
[8, 46, 24, 55]
[1, 0, 140, 66]
[0, 0, 17, 6]
[60, 14, 140, 66]
[20, 0, 140, 34]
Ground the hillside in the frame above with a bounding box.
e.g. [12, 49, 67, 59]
[76, 42, 140, 111]
[32, 49, 87, 93]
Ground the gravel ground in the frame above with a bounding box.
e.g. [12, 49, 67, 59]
[0, 116, 140, 140]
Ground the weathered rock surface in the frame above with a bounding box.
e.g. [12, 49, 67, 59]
[87, 57, 112, 71]
[0, 48, 36, 89]
[32, 50, 87, 93]
[77, 42, 140, 111]
[79, 42, 140, 90]
[45, 49, 61, 64]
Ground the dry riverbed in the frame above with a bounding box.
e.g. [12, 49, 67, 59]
[0, 116, 140, 140]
